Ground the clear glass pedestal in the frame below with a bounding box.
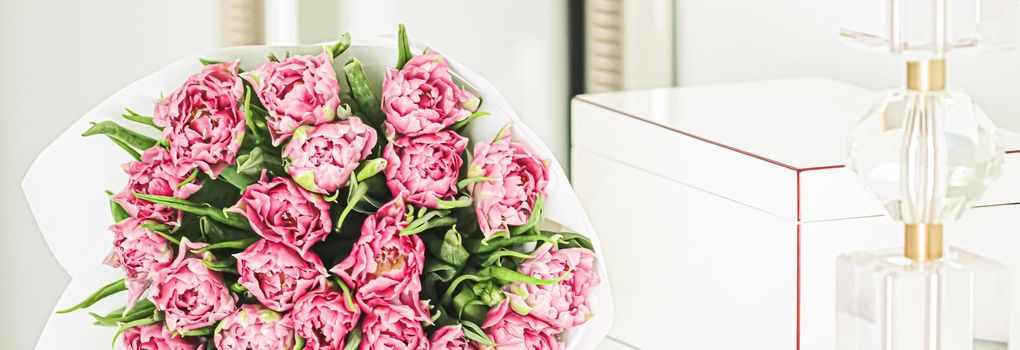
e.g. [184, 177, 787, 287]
[836, 248, 1010, 350]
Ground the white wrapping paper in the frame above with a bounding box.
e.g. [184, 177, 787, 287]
[23, 38, 613, 349]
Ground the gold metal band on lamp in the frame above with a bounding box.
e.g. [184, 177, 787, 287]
[904, 224, 944, 262]
[907, 59, 946, 91]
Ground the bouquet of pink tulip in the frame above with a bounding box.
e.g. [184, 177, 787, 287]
[51, 25, 604, 350]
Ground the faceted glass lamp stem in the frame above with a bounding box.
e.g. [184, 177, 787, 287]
[846, 60, 1003, 224]
[838, 6, 1012, 346]
[901, 60, 945, 264]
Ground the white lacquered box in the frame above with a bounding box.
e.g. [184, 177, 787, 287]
[570, 78, 1020, 350]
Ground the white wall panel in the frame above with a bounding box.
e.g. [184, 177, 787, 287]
[0, 1, 218, 348]
[296, 0, 572, 165]
[674, 0, 1020, 132]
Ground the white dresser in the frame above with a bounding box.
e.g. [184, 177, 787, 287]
[571, 78, 1020, 349]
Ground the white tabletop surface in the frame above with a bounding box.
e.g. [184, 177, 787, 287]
[575, 77, 1020, 170]
[597, 337, 638, 350]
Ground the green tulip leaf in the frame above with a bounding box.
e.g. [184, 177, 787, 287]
[181, 326, 214, 337]
[481, 249, 533, 267]
[111, 317, 160, 348]
[199, 57, 223, 66]
[131, 192, 250, 230]
[329, 33, 352, 59]
[82, 120, 158, 152]
[541, 230, 595, 252]
[443, 274, 488, 303]
[121, 108, 159, 130]
[461, 320, 495, 347]
[218, 165, 255, 191]
[89, 301, 155, 327]
[433, 226, 470, 268]
[343, 328, 362, 350]
[396, 24, 413, 69]
[355, 158, 386, 182]
[435, 196, 472, 210]
[450, 111, 490, 132]
[107, 192, 131, 223]
[400, 210, 457, 237]
[456, 175, 496, 190]
[201, 257, 238, 274]
[191, 237, 259, 254]
[484, 266, 569, 286]
[509, 195, 543, 236]
[105, 135, 141, 161]
[465, 233, 559, 255]
[229, 282, 248, 294]
[336, 176, 368, 233]
[329, 277, 359, 313]
[56, 279, 127, 314]
[343, 58, 385, 128]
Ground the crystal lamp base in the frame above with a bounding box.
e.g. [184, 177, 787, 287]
[836, 248, 1010, 350]
[847, 88, 1004, 224]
